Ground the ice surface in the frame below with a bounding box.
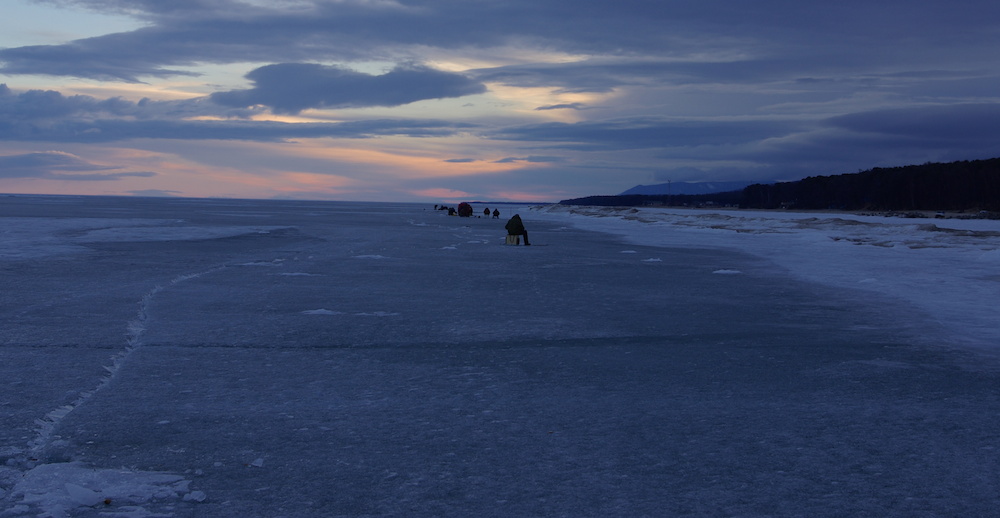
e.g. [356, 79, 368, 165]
[2, 195, 999, 517]
[9, 462, 191, 517]
[533, 204, 1000, 352]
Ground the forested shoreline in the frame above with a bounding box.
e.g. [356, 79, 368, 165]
[561, 158, 1000, 214]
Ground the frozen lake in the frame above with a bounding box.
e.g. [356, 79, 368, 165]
[2, 195, 998, 517]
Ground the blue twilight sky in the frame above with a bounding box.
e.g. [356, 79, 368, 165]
[1, 0, 999, 202]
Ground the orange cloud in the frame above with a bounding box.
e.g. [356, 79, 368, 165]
[287, 137, 533, 178]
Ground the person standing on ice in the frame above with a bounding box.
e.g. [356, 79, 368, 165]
[505, 214, 531, 245]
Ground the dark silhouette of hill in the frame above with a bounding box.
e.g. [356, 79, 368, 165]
[561, 158, 1000, 213]
[619, 181, 760, 196]
[558, 191, 743, 208]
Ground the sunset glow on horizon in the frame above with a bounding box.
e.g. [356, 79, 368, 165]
[2, 1, 999, 202]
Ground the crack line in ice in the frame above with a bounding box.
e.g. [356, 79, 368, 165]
[28, 267, 226, 461]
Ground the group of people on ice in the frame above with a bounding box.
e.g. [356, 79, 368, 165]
[435, 203, 500, 219]
[434, 203, 531, 246]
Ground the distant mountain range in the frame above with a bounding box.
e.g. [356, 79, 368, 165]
[620, 181, 761, 196]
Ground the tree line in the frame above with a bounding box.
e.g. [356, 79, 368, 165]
[561, 158, 1000, 212]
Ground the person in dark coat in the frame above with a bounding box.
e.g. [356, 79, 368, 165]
[505, 214, 531, 245]
[492, 208, 500, 219]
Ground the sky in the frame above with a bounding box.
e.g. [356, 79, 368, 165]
[1, 0, 999, 202]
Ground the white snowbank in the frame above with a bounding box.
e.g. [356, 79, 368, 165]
[533, 205, 1000, 352]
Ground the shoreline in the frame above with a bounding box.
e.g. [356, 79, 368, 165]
[550, 203, 1000, 221]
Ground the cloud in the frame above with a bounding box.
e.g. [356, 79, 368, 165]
[700, 104, 1000, 179]
[493, 156, 563, 164]
[6, 1, 698, 82]
[0, 118, 476, 143]
[0, 2, 672, 81]
[210, 63, 486, 114]
[471, 57, 842, 95]
[8, 1, 996, 86]
[3, 1, 1000, 200]
[51, 171, 157, 181]
[0, 150, 114, 171]
[0, 83, 258, 122]
[0, 85, 478, 142]
[0, 83, 134, 120]
[0, 30, 197, 82]
[826, 103, 1000, 143]
[0, 151, 156, 180]
[445, 155, 563, 165]
[489, 117, 803, 151]
[536, 103, 585, 111]
[127, 189, 182, 197]
[410, 188, 474, 200]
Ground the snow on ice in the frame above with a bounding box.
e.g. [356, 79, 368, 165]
[533, 204, 1000, 352]
[2, 196, 999, 517]
[5, 462, 195, 518]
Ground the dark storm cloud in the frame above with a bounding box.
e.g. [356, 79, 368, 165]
[0, 151, 156, 180]
[210, 63, 486, 114]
